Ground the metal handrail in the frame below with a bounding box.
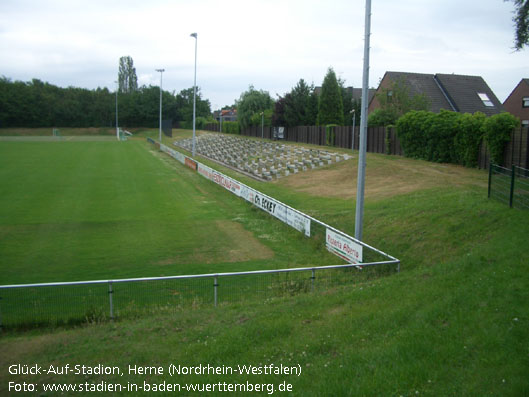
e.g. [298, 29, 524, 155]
[0, 261, 399, 290]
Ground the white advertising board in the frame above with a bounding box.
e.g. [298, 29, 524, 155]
[326, 229, 363, 264]
[287, 209, 311, 237]
[161, 144, 185, 164]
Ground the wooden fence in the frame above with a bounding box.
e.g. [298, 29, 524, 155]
[233, 125, 404, 156]
[204, 124, 528, 170]
[478, 127, 529, 170]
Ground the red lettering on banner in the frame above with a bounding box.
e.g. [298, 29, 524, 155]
[185, 158, 197, 171]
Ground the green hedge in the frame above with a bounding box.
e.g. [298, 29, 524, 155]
[482, 113, 519, 165]
[396, 110, 518, 167]
[221, 121, 240, 134]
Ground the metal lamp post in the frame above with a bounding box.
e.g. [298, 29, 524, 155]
[260, 111, 264, 139]
[354, 0, 372, 241]
[190, 32, 198, 157]
[351, 108, 356, 152]
[155, 69, 165, 142]
[115, 80, 119, 141]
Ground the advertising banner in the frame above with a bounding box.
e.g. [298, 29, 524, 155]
[185, 157, 198, 171]
[252, 192, 286, 223]
[211, 171, 241, 197]
[286, 209, 311, 237]
[326, 229, 363, 264]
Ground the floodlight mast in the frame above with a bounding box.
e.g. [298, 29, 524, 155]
[155, 69, 165, 142]
[190, 32, 198, 157]
[354, 0, 372, 241]
[115, 80, 119, 141]
[260, 111, 264, 139]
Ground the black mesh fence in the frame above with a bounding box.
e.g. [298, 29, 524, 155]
[489, 164, 529, 209]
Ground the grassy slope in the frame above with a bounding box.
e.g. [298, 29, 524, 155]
[1, 131, 528, 395]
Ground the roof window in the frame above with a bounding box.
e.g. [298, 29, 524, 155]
[478, 93, 494, 107]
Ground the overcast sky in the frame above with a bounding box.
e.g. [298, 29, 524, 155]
[0, 0, 527, 109]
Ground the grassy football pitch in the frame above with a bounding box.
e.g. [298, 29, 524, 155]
[0, 139, 339, 287]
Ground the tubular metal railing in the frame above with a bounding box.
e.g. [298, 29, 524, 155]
[0, 261, 399, 328]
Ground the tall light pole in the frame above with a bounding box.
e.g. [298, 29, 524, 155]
[190, 32, 198, 157]
[115, 80, 119, 141]
[354, 0, 372, 241]
[260, 111, 264, 139]
[351, 108, 356, 152]
[155, 68, 165, 142]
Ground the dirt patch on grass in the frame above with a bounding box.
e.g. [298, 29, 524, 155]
[277, 153, 487, 201]
[155, 220, 274, 266]
[214, 220, 275, 262]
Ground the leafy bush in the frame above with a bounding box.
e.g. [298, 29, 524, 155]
[395, 110, 433, 159]
[424, 110, 460, 163]
[222, 121, 240, 134]
[454, 112, 486, 167]
[368, 108, 399, 127]
[397, 110, 516, 167]
[482, 113, 519, 165]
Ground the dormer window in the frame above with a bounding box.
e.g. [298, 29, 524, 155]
[523, 97, 529, 108]
[478, 92, 494, 107]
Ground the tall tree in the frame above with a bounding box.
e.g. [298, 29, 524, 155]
[175, 87, 211, 124]
[305, 90, 319, 125]
[338, 78, 354, 126]
[236, 85, 274, 129]
[272, 95, 288, 126]
[118, 56, 138, 93]
[317, 68, 344, 126]
[284, 79, 312, 127]
[508, 0, 529, 50]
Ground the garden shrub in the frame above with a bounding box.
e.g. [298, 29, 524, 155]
[396, 110, 516, 167]
[222, 121, 240, 135]
[482, 112, 519, 165]
[453, 112, 486, 167]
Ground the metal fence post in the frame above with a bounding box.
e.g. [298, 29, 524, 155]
[311, 269, 315, 292]
[0, 297, 3, 328]
[214, 276, 218, 307]
[108, 282, 114, 320]
[488, 163, 493, 198]
[510, 165, 515, 208]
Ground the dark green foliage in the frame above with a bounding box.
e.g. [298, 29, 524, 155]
[274, 80, 319, 127]
[250, 109, 273, 127]
[368, 108, 400, 128]
[395, 110, 433, 160]
[118, 56, 138, 93]
[306, 91, 319, 125]
[0, 77, 212, 128]
[339, 80, 354, 126]
[483, 112, 520, 165]
[508, 0, 529, 50]
[424, 110, 460, 163]
[397, 110, 518, 167]
[222, 121, 240, 134]
[283, 79, 312, 127]
[454, 112, 486, 167]
[174, 87, 211, 126]
[317, 68, 344, 126]
[236, 85, 274, 129]
[272, 95, 287, 126]
[0, 77, 115, 127]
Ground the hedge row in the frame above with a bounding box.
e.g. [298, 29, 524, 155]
[221, 121, 241, 134]
[396, 110, 519, 167]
